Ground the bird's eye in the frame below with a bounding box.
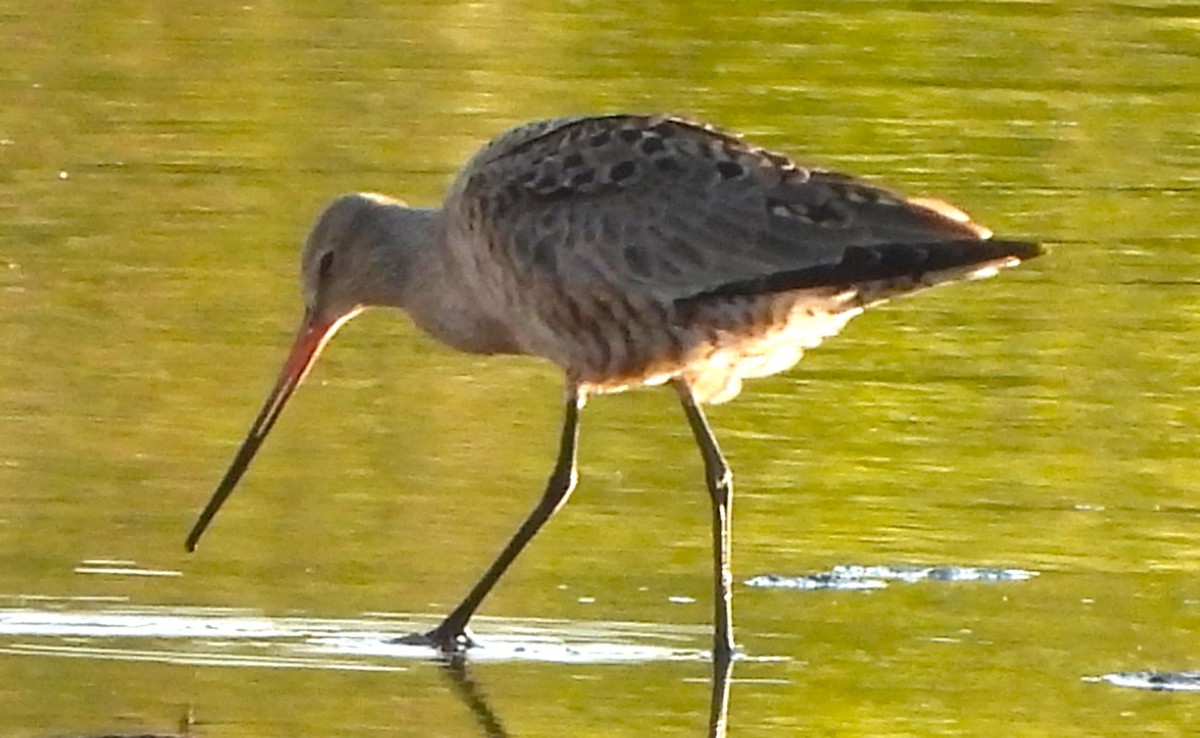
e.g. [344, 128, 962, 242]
[318, 251, 336, 280]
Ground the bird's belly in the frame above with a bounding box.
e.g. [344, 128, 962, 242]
[525, 288, 864, 404]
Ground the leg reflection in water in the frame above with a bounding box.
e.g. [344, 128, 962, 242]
[708, 650, 734, 737]
[441, 658, 510, 738]
[437, 654, 735, 738]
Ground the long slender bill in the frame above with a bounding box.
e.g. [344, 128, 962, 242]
[185, 308, 357, 552]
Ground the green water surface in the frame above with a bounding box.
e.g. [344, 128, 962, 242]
[2, 1, 1200, 736]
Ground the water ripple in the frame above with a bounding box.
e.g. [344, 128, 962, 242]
[1090, 671, 1200, 692]
[745, 563, 1039, 591]
[0, 606, 711, 668]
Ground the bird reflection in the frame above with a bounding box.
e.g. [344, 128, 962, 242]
[438, 653, 734, 738]
[708, 651, 734, 737]
[440, 658, 510, 738]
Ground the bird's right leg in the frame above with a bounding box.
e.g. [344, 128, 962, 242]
[672, 378, 735, 660]
[400, 384, 583, 654]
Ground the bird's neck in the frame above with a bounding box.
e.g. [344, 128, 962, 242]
[356, 202, 442, 310]
[367, 201, 519, 356]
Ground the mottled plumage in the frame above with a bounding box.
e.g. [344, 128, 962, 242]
[431, 114, 1035, 401]
[186, 114, 1042, 657]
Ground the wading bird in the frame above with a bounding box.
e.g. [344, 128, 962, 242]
[185, 114, 1041, 657]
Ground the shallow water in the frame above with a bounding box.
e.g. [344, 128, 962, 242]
[3, 1, 1200, 736]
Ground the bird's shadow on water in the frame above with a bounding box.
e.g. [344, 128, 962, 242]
[439, 651, 734, 738]
[306, 620, 738, 737]
[41, 650, 735, 738]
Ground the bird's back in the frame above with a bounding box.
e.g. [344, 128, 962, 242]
[439, 115, 1040, 401]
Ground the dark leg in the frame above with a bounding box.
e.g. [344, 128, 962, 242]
[408, 384, 583, 653]
[672, 378, 734, 659]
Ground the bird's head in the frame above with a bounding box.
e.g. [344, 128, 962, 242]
[185, 192, 405, 552]
[300, 191, 407, 326]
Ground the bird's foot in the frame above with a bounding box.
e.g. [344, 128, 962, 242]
[393, 623, 478, 655]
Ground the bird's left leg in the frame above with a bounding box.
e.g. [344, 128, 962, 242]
[672, 378, 735, 659]
[400, 383, 584, 654]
